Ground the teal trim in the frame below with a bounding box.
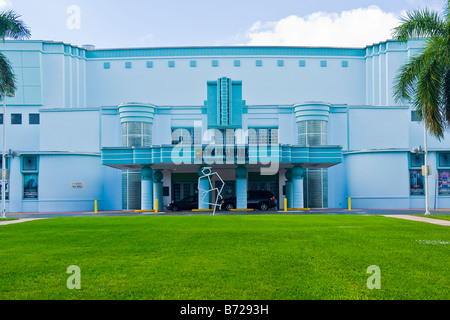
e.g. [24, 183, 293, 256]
[125, 61, 132, 68]
[256, 60, 262, 67]
[342, 60, 348, 68]
[86, 46, 366, 59]
[294, 102, 331, 122]
[168, 60, 175, 68]
[277, 60, 284, 67]
[320, 60, 327, 67]
[101, 144, 343, 168]
[146, 61, 153, 68]
[118, 103, 156, 124]
[299, 60, 306, 67]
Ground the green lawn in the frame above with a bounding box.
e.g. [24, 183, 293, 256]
[424, 215, 450, 222]
[0, 215, 448, 300]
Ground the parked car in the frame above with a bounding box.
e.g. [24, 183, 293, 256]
[221, 190, 277, 211]
[167, 195, 198, 211]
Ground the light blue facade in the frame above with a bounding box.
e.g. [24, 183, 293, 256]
[0, 39, 449, 212]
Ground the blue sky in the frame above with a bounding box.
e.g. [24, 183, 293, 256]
[1, 0, 445, 48]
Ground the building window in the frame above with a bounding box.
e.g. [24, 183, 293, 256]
[0, 114, 3, 125]
[22, 156, 38, 171]
[11, 114, 22, 125]
[298, 121, 327, 145]
[256, 60, 262, 67]
[234, 60, 240, 67]
[299, 60, 306, 67]
[320, 60, 327, 67]
[168, 61, 175, 68]
[125, 62, 132, 69]
[277, 60, 284, 67]
[103, 62, 110, 69]
[410, 153, 425, 195]
[29, 114, 40, 125]
[172, 128, 194, 145]
[121, 122, 152, 147]
[248, 128, 279, 145]
[212, 60, 219, 67]
[342, 61, 349, 67]
[190, 60, 197, 67]
[411, 111, 421, 121]
[22, 156, 38, 199]
[438, 152, 450, 195]
[147, 61, 153, 68]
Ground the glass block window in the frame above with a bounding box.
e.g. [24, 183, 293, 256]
[29, 114, 40, 125]
[342, 61, 349, 68]
[248, 128, 279, 145]
[277, 60, 284, 67]
[234, 60, 240, 67]
[298, 121, 327, 145]
[122, 170, 141, 210]
[299, 60, 306, 67]
[190, 60, 197, 67]
[146, 61, 153, 68]
[125, 62, 132, 69]
[121, 122, 152, 147]
[172, 128, 194, 145]
[304, 169, 328, 208]
[168, 61, 175, 68]
[212, 60, 219, 67]
[11, 114, 22, 125]
[103, 62, 110, 69]
[320, 60, 327, 67]
[256, 60, 262, 67]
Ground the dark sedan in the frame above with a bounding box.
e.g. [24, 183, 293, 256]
[221, 190, 277, 211]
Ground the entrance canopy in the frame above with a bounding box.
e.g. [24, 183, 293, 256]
[101, 144, 343, 171]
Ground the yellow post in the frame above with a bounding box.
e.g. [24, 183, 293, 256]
[284, 197, 287, 212]
[155, 199, 158, 214]
[94, 200, 98, 213]
[348, 198, 351, 211]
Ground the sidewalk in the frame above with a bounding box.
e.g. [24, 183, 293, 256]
[0, 218, 46, 226]
[382, 215, 450, 226]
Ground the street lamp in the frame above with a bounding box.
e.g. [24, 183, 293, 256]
[1, 95, 6, 219]
[423, 119, 431, 215]
[412, 119, 431, 215]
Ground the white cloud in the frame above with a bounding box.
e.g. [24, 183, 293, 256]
[241, 5, 401, 48]
[0, 0, 12, 9]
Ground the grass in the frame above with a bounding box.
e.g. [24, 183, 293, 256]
[0, 214, 448, 300]
[423, 215, 450, 222]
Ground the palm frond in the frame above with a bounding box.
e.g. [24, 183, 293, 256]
[392, 8, 445, 41]
[414, 52, 447, 139]
[0, 51, 16, 99]
[0, 10, 31, 41]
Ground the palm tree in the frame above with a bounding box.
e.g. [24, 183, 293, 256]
[0, 10, 31, 99]
[392, 0, 450, 140]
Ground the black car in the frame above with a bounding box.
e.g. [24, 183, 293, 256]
[222, 190, 277, 211]
[167, 195, 198, 211]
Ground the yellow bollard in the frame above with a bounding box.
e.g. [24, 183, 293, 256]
[284, 197, 287, 212]
[94, 200, 98, 213]
[155, 199, 158, 214]
[348, 198, 351, 211]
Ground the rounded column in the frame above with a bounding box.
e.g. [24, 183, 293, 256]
[292, 166, 304, 209]
[141, 167, 153, 210]
[285, 169, 293, 209]
[235, 166, 248, 209]
[153, 169, 163, 211]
